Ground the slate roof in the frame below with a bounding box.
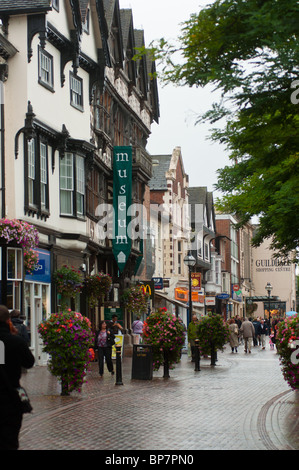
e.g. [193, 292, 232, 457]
[102, 0, 116, 31]
[149, 154, 172, 190]
[188, 186, 208, 206]
[120, 8, 133, 49]
[188, 186, 215, 233]
[0, 0, 51, 14]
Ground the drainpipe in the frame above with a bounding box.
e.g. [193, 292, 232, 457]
[0, 78, 5, 218]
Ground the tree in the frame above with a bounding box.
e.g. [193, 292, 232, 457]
[197, 314, 230, 365]
[141, 0, 299, 260]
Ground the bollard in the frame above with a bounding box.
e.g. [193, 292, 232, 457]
[194, 339, 201, 372]
[115, 344, 123, 386]
[211, 343, 217, 366]
[163, 349, 170, 378]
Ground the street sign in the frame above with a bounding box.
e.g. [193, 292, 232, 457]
[191, 272, 201, 290]
[217, 293, 230, 299]
[137, 281, 155, 300]
[152, 277, 164, 290]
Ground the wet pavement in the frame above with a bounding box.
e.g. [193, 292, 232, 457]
[19, 343, 299, 452]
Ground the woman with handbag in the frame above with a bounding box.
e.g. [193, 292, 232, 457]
[0, 305, 35, 450]
[94, 320, 115, 377]
[228, 318, 239, 353]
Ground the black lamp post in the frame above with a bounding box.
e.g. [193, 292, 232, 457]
[265, 282, 273, 327]
[184, 251, 196, 325]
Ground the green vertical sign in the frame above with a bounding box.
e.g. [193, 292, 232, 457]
[113, 146, 132, 273]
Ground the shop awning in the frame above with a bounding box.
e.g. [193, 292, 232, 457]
[154, 291, 188, 309]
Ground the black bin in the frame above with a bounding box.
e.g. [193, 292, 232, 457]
[131, 344, 153, 380]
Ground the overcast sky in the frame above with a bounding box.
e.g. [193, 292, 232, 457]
[119, 0, 229, 196]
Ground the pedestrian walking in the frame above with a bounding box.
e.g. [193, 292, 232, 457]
[252, 317, 261, 346]
[187, 315, 199, 361]
[10, 310, 30, 345]
[240, 317, 255, 353]
[94, 321, 115, 377]
[228, 318, 239, 353]
[110, 315, 123, 335]
[271, 318, 281, 348]
[131, 316, 143, 344]
[235, 315, 242, 329]
[0, 304, 35, 450]
[257, 319, 269, 349]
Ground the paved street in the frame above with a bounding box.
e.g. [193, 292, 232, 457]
[19, 343, 299, 452]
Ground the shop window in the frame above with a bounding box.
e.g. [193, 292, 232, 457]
[6, 248, 23, 310]
[7, 248, 22, 280]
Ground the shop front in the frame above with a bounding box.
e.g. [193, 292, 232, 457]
[25, 248, 51, 365]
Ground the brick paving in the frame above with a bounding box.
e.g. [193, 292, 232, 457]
[18, 344, 299, 451]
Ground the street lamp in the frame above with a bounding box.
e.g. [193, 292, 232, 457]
[265, 282, 273, 327]
[184, 251, 196, 325]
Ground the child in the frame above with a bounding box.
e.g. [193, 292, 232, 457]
[269, 332, 275, 350]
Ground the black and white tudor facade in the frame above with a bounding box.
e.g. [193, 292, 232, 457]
[0, 0, 159, 362]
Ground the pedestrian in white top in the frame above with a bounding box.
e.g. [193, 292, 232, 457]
[131, 316, 144, 344]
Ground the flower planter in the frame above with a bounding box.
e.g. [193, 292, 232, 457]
[38, 311, 93, 395]
[143, 309, 186, 375]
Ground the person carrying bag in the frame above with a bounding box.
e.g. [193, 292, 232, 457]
[0, 305, 35, 450]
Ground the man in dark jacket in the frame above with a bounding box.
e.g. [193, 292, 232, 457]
[257, 319, 269, 350]
[0, 305, 35, 450]
[10, 309, 30, 345]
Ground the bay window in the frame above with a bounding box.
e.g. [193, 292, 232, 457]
[60, 153, 85, 218]
[25, 138, 49, 217]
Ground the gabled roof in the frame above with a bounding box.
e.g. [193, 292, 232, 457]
[149, 155, 172, 190]
[188, 186, 216, 235]
[0, 0, 51, 15]
[134, 29, 148, 95]
[102, 0, 115, 30]
[120, 8, 136, 84]
[120, 8, 132, 48]
[102, 0, 124, 66]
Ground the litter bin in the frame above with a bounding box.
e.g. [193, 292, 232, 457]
[131, 344, 153, 380]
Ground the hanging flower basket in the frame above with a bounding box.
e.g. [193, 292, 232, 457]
[121, 285, 149, 316]
[276, 314, 299, 390]
[0, 218, 39, 275]
[53, 265, 83, 299]
[84, 272, 112, 308]
[38, 310, 93, 395]
[142, 309, 186, 372]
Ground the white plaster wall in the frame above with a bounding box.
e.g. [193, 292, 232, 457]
[28, 35, 90, 140]
[4, 16, 29, 219]
[46, 3, 71, 41]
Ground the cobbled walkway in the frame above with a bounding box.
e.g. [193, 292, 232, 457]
[19, 344, 299, 451]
